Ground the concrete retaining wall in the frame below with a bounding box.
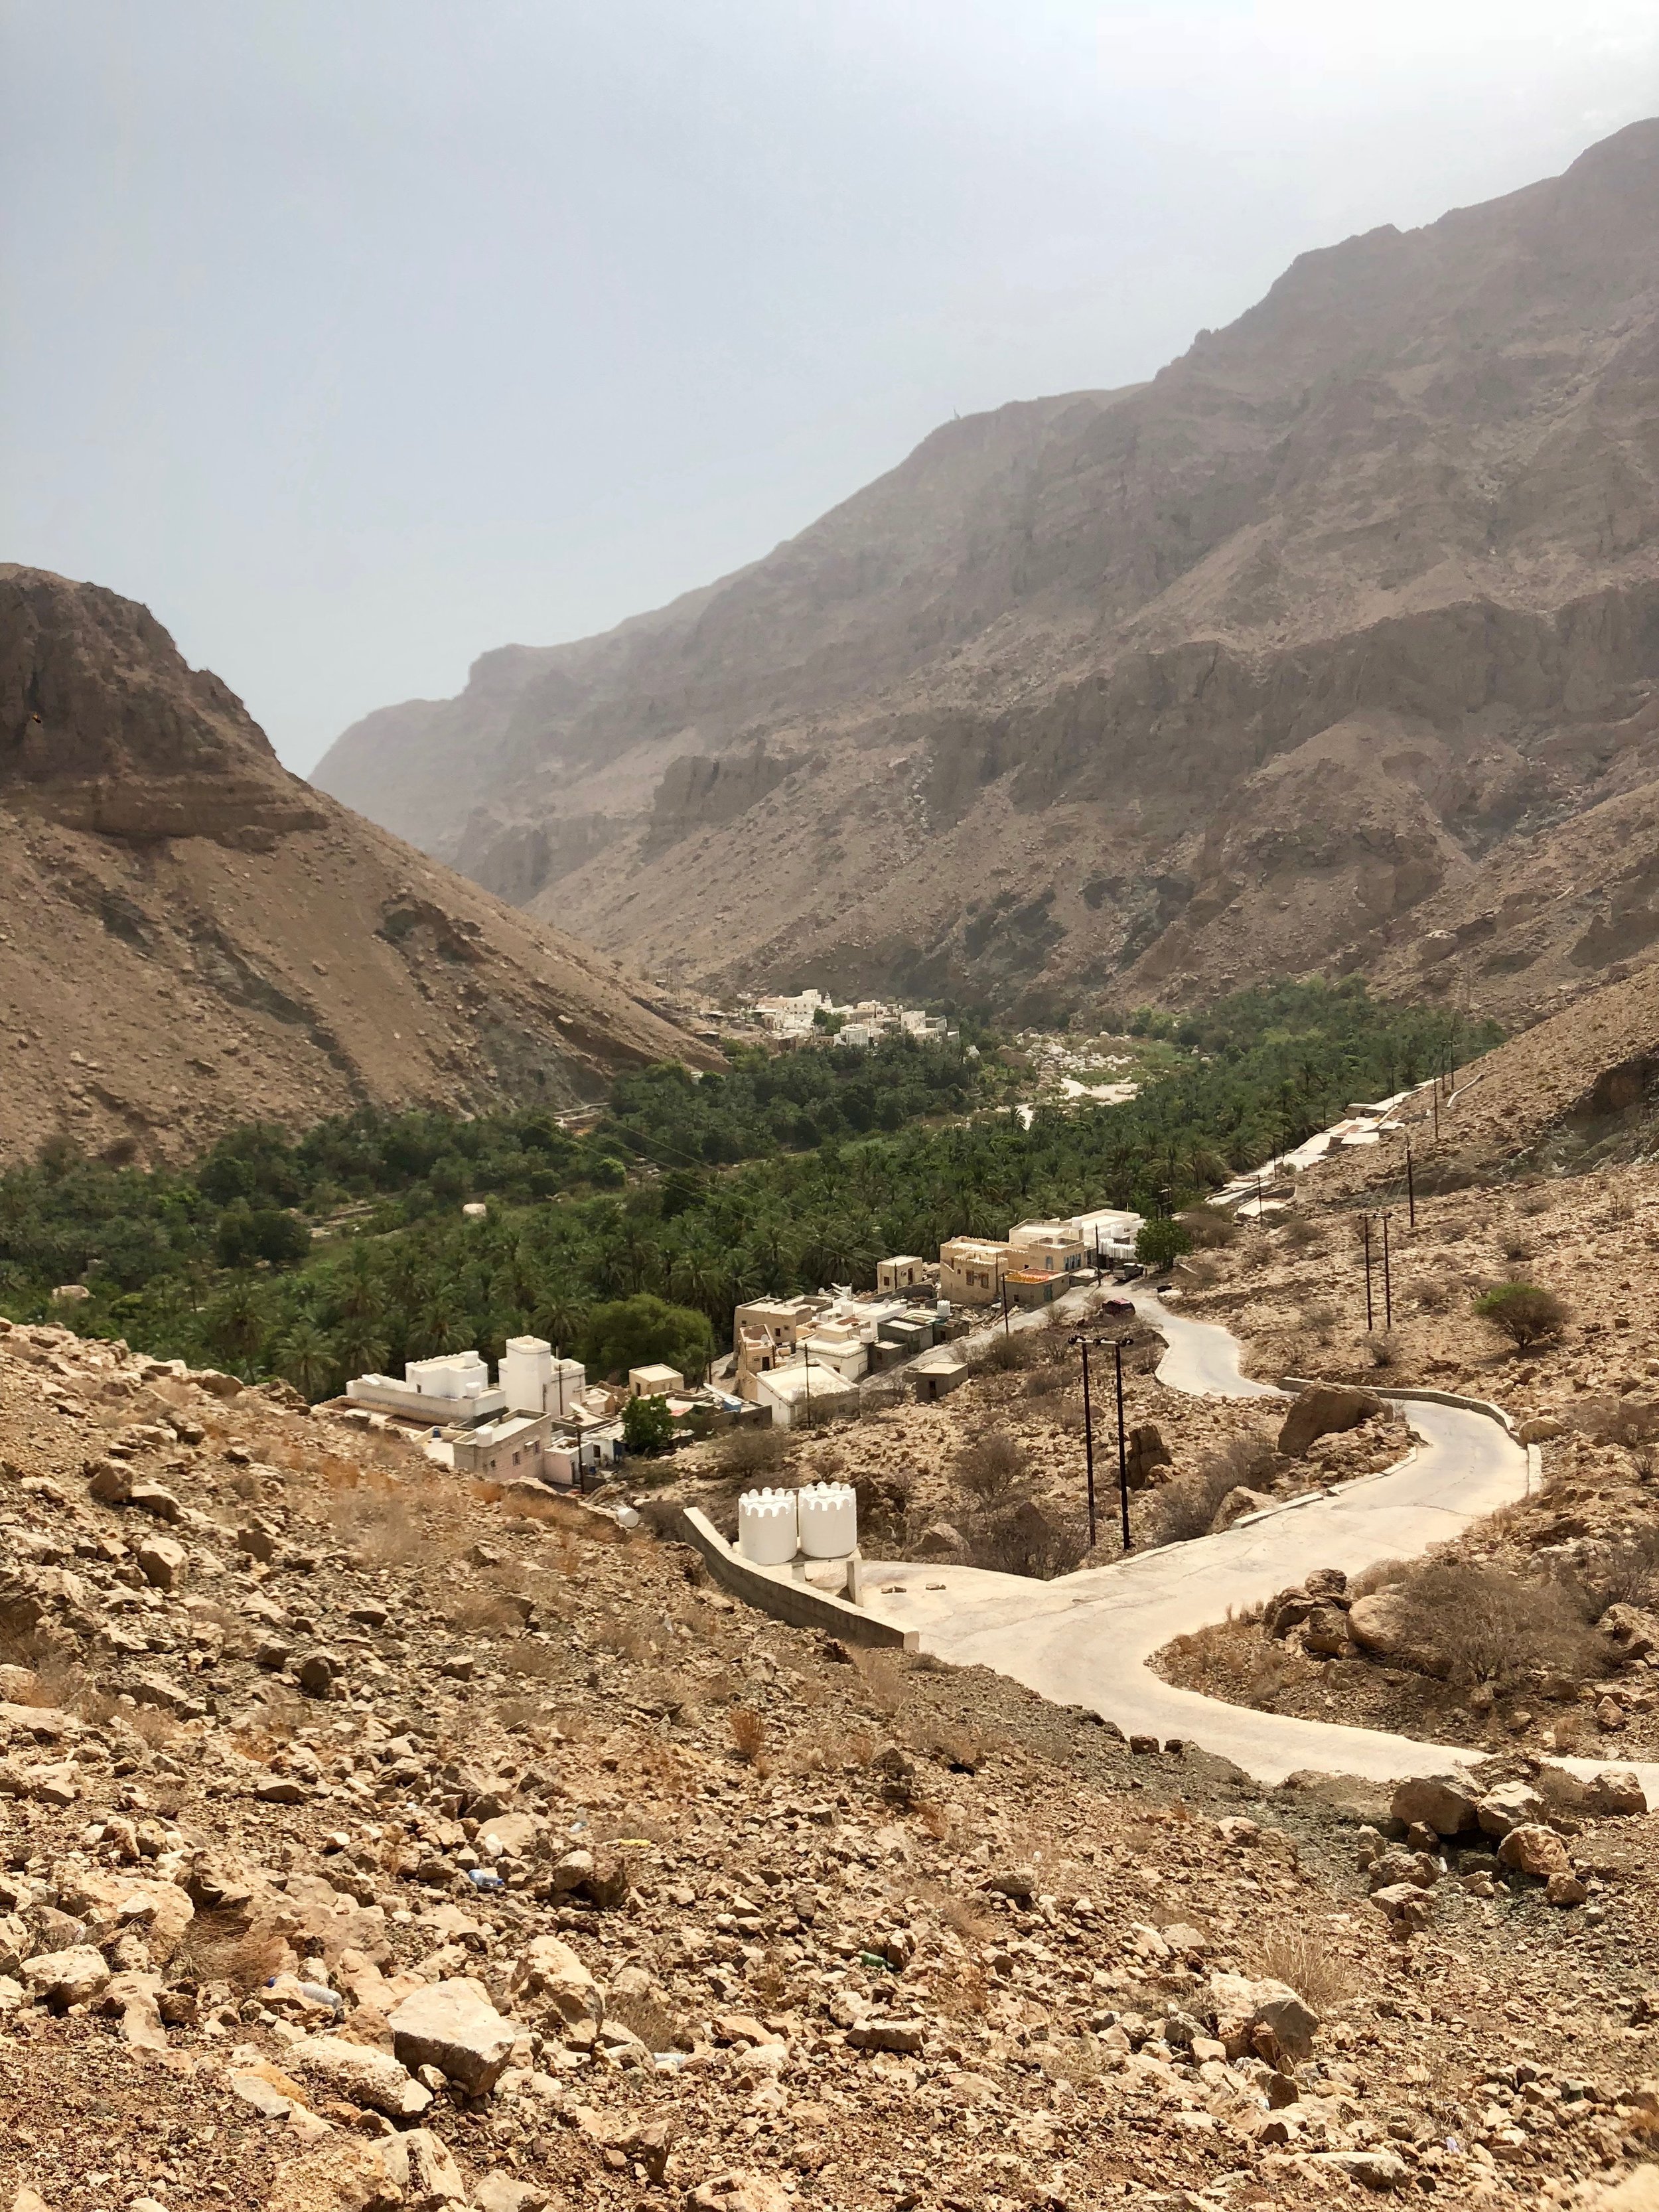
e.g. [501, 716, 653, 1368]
[678, 1507, 917, 1649]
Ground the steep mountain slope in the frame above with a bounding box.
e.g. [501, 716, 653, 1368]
[0, 567, 716, 1167]
[316, 121, 1659, 1019]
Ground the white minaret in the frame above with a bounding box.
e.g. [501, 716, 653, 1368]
[502, 1335, 553, 1416]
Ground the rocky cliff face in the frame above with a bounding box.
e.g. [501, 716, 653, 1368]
[315, 121, 1659, 1019]
[0, 567, 715, 1165]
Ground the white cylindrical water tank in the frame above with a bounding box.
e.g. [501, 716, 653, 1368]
[737, 1487, 799, 1566]
[797, 1480, 857, 1560]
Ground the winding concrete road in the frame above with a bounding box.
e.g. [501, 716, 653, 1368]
[861, 1302, 1659, 1795]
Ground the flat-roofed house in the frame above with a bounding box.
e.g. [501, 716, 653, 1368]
[939, 1235, 1012, 1307]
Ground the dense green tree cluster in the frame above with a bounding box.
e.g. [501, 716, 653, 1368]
[0, 981, 1488, 1400]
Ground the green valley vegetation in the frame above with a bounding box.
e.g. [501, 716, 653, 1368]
[0, 983, 1494, 1398]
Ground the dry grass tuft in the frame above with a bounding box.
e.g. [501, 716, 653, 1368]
[729, 1706, 768, 1763]
[1254, 1925, 1354, 2016]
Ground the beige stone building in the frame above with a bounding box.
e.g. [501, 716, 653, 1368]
[938, 1235, 1013, 1306]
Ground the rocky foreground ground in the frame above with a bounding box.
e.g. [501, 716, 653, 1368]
[1, 1317, 1658, 2210]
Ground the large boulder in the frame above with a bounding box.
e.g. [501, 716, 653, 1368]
[1601, 1604, 1659, 1662]
[1477, 1781, 1546, 1838]
[375, 2131, 469, 2212]
[1346, 1590, 1447, 1675]
[1391, 1775, 1479, 1838]
[1497, 1824, 1573, 1880]
[1585, 1767, 1648, 1817]
[1208, 1972, 1319, 2061]
[1125, 1424, 1173, 1489]
[21, 1945, 110, 2009]
[1277, 1386, 1382, 1461]
[388, 1978, 517, 2094]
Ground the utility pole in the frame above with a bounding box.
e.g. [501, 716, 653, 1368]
[1360, 1213, 1374, 1331]
[1080, 1341, 1097, 1554]
[1114, 1335, 1131, 1552]
[1431, 1081, 1440, 1142]
[1405, 1140, 1415, 1228]
[1000, 1276, 1011, 1339]
[1381, 1210, 1393, 1332]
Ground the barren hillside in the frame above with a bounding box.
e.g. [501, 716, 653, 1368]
[0, 568, 717, 1167]
[4, 1313, 1659, 2211]
[316, 120, 1659, 1021]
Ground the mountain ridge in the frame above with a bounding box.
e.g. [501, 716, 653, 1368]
[315, 118, 1659, 1020]
[0, 565, 717, 1166]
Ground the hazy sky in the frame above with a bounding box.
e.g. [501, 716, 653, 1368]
[5, 1, 1659, 773]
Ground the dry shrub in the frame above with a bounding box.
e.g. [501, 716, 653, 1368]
[128, 1704, 180, 1749]
[719, 1425, 792, 1479]
[1607, 1188, 1638, 1224]
[1300, 1299, 1339, 1339]
[446, 1591, 524, 1637]
[1277, 1214, 1327, 1254]
[913, 1799, 952, 1842]
[1391, 1561, 1606, 1692]
[1177, 1207, 1238, 1250]
[917, 1718, 988, 1772]
[606, 1986, 685, 2052]
[593, 1615, 654, 1664]
[966, 1497, 1087, 1579]
[175, 1915, 292, 1993]
[345, 1497, 427, 1570]
[851, 1648, 908, 1716]
[953, 1428, 1027, 1502]
[1181, 1254, 1224, 1289]
[499, 1640, 561, 1680]
[1151, 1432, 1277, 1547]
[729, 1706, 768, 1763]
[939, 1893, 994, 1948]
[1254, 1926, 1353, 2015]
[972, 1331, 1042, 1376]
[1551, 1529, 1659, 1619]
[494, 1696, 546, 1733]
[1367, 1333, 1398, 1370]
[1498, 1227, 1535, 1264]
[851, 1466, 913, 1548]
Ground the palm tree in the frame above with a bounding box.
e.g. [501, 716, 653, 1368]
[413, 1288, 465, 1357]
[531, 1286, 589, 1359]
[335, 1241, 382, 1321]
[334, 1312, 390, 1380]
[274, 1319, 336, 1402]
[207, 1282, 266, 1372]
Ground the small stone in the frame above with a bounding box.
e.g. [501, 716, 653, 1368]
[285, 2033, 433, 2118]
[846, 2016, 926, 2053]
[1545, 1871, 1590, 1907]
[135, 1535, 186, 1591]
[295, 1649, 344, 1698]
[388, 1978, 517, 2094]
[980, 1865, 1037, 1902]
[21, 1945, 110, 2009]
[255, 1777, 312, 1805]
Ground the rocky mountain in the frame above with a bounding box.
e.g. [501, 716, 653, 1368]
[0, 567, 716, 1167]
[317, 119, 1659, 1022]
